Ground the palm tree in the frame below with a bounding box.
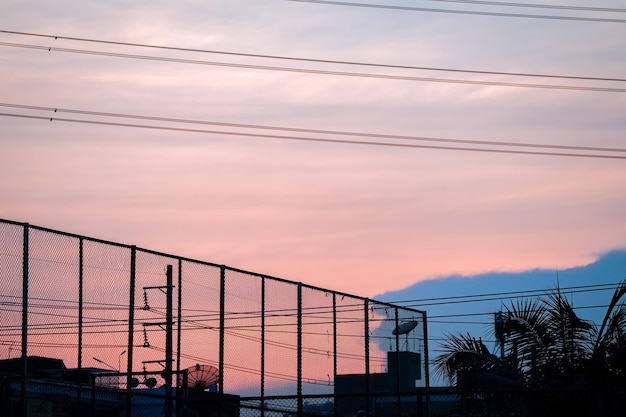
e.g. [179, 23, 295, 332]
[433, 333, 521, 390]
[434, 280, 626, 416]
[433, 333, 523, 415]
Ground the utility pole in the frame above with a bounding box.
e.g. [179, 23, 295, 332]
[165, 264, 173, 417]
[143, 265, 174, 417]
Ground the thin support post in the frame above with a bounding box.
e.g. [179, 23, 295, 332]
[21, 224, 29, 366]
[297, 283, 303, 417]
[333, 294, 338, 417]
[78, 238, 84, 369]
[21, 223, 29, 417]
[177, 259, 183, 382]
[126, 246, 137, 417]
[395, 309, 401, 417]
[77, 238, 84, 408]
[165, 265, 174, 417]
[261, 276, 266, 417]
[218, 266, 226, 394]
[364, 300, 370, 417]
[422, 311, 430, 417]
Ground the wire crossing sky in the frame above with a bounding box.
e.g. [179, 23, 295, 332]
[286, 0, 626, 23]
[2, 30, 625, 83]
[1, 105, 626, 159]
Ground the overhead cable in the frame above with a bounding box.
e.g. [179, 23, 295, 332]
[2, 106, 625, 160]
[1, 41, 625, 93]
[286, 0, 626, 23]
[1, 30, 624, 83]
[3, 103, 626, 155]
[420, 0, 626, 13]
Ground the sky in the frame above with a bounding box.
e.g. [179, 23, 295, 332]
[1, 0, 626, 298]
[375, 249, 626, 384]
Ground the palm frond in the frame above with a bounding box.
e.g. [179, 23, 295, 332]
[501, 299, 549, 361]
[594, 280, 626, 352]
[433, 333, 499, 385]
[595, 303, 626, 360]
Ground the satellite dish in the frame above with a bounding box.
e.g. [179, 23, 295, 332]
[393, 320, 418, 336]
[185, 364, 219, 390]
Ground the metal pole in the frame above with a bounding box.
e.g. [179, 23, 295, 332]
[364, 300, 370, 417]
[78, 238, 84, 370]
[395, 309, 401, 417]
[297, 283, 303, 417]
[218, 266, 225, 395]
[21, 223, 29, 417]
[333, 294, 338, 417]
[177, 259, 182, 383]
[165, 265, 174, 417]
[77, 238, 84, 409]
[261, 276, 266, 417]
[126, 246, 137, 417]
[423, 311, 431, 417]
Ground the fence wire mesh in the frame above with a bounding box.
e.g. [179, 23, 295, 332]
[0, 219, 428, 417]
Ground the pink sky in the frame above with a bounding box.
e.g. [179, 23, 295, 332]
[1, 1, 626, 297]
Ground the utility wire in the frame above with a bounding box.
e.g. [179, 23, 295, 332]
[2, 282, 620, 332]
[286, 0, 626, 23]
[0, 277, 622, 319]
[420, 0, 626, 13]
[386, 282, 623, 306]
[2, 30, 624, 83]
[3, 103, 626, 155]
[2, 41, 625, 93]
[5, 102, 626, 153]
[3, 111, 626, 160]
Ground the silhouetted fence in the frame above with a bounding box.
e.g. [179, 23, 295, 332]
[0, 219, 428, 417]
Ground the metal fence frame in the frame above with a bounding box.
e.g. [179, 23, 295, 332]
[0, 219, 429, 417]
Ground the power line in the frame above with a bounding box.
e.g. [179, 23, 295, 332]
[2, 281, 620, 331]
[286, 0, 626, 23]
[3, 111, 626, 160]
[2, 41, 626, 93]
[2, 30, 624, 83]
[420, 0, 626, 13]
[387, 282, 623, 307]
[3, 103, 626, 155]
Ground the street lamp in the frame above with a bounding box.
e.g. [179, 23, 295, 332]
[93, 357, 116, 371]
[119, 350, 126, 373]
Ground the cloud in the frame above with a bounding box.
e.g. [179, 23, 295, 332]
[374, 250, 626, 384]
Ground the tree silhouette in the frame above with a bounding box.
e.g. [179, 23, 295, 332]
[434, 280, 626, 417]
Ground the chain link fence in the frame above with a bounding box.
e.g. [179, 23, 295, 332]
[0, 219, 428, 417]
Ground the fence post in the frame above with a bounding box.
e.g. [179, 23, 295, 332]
[297, 283, 303, 417]
[364, 299, 370, 417]
[395, 308, 401, 417]
[423, 311, 431, 417]
[261, 276, 266, 417]
[177, 259, 183, 382]
[77, 238, 84, 410]
[126, 246, 137, 417]
[78, 238, 84, 369]
[21, 223, 29, 417]
[219, 266, 225, 395]
[165, 265, 174, 417]
[333, 294, 338, 417]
